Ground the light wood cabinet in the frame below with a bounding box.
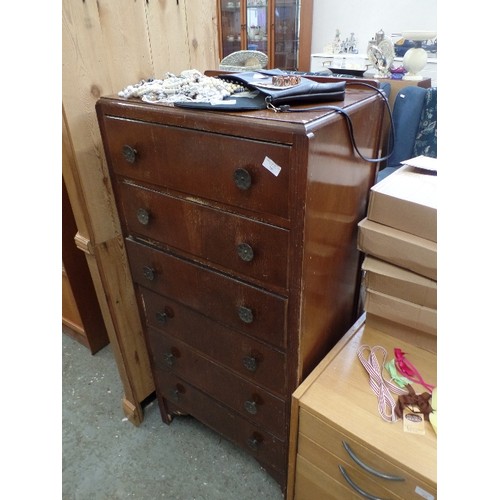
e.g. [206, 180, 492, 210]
[217, 0, 312, 71]
[287, 315, 437, 499]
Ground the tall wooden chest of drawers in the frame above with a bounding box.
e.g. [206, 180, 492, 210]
[96, 84, 384, 489]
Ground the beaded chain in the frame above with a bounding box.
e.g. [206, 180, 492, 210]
[118, 69, 246, 105]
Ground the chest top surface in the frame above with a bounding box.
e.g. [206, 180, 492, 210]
[96, 85, 381, 142]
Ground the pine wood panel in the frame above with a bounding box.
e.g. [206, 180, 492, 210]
[62, 0, 120, 242]
[63, 106, 153, 422]
[146, 0, 219, 75]
[185, 1, 220, 71]
[62, 0, 219, 424]
[144, 0, 190, 76]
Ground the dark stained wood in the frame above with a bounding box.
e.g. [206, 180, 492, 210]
[297, 0, 313, 71]
[126, 239, 288, 350]
[140, 287, 287, 395]
[96, 86, 384, 491]
[100, 115, 292, 223]
[62, 176, 109, 354]
[115, 181, 290, 290]
[158, 387, 286, 483]
[149, 329, 286, 439]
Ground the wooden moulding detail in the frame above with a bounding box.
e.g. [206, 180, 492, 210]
[74, 231, 94, 255]
[122, 397, 142, 427]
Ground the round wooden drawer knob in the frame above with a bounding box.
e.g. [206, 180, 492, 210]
[143, 266, 156, 281]
[136, 208, 150, 225]
[237, 243, 254, 262]
[238, 306, 254, 324]
[233, 168, 252, 190]
[122, 144, 137, 164]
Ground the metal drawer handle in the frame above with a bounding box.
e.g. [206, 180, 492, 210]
[233, 168, 252, 190]
[122, 144, 137, 164]
[246, 433, 262, 451]
[339, 465, 388, 500]
[170, 388, 180, 402]
[342, 441, 405, 481]
[155, 306, 174, 325]
[238, 306, 254, 324]
[143, 266, 156, 281]
[156, 312, 168, 325]
[170, 383, 184, 402]
[237, 243, 254, 262]
[243, 355, 258, 372]
[136, 208, 150, 225]
[164, 352, 175, 367]
[164, 346, 180, 368]
[244, 399, 258, 415]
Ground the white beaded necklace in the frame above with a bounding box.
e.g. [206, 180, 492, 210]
[118, 69, 244, 105]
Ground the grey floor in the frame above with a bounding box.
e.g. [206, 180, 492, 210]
[62, 333, 284, 500]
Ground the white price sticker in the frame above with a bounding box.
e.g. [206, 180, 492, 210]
[415, 485, 434, 500]
[262, 156, 282, 177]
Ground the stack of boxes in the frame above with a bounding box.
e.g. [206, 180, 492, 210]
[357, 163, 437, 353]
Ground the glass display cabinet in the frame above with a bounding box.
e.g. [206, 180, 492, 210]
[217, 0, 312, 71]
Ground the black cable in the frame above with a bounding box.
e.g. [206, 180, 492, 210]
[266, 81, 395, 164]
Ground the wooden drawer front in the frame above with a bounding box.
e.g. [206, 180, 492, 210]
[150, 330, 287, 440]
[140, 288, 286, 395]
[294, 454, 361, 500]
[103, 116, 291, 220]
[299, 409, 437, 499]
[118, 181, 289, 289]
[157, 376, 286, 474]
[126, 239, 287, 349]
[298, 434, 401, 499]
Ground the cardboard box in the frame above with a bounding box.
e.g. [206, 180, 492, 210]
[362, 256, 437, 309]
[364, 288, 436, 336]
[365, 312, 437, 354]
[368, 164, 437, 242]
[357, 218, 437, 280]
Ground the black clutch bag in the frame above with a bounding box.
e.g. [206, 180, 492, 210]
[221, 69, 346, 106]
[174, 69, 393, 164]
[174, 69, 345, 111]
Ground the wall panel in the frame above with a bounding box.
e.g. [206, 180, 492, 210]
[62, 0, 219, 424]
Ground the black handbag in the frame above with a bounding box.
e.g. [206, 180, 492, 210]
[221, 69, 346, 107]
[174, 70, 394, 164]
[174, 69, 345, 111]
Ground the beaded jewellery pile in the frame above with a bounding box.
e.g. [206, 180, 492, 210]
[118, 69, 246, 105]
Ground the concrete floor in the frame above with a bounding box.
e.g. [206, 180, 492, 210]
[62, 333, 284, 500]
